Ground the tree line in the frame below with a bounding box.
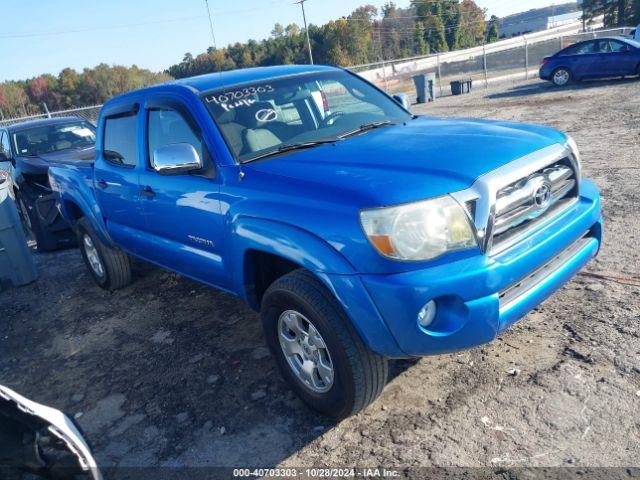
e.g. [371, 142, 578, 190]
[1, 0, 498, 118]
[0, 64, 171, 119]
[168, 0, 499, 78]
[582, 0, 640, 26]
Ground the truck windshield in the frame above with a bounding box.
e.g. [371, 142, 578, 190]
[202, 70, 411, 163]
[12, 122, 95, 157]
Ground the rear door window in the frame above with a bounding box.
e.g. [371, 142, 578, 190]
[561, 41, 597, 56]
[103, 114, 138, 167]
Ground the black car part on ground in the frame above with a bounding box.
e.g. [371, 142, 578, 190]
[0, 387, 100, 480]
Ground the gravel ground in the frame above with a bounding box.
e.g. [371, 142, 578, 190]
[1, 78, 639, 477]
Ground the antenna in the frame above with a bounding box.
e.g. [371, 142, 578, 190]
[204, 0, 217, 51]
[294, 0, 314, 64]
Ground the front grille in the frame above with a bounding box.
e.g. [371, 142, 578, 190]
[492, 158, 578, 251]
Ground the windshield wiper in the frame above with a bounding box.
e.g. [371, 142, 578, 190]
[241, 137, 341, 164]
[338, 121, 397, 139]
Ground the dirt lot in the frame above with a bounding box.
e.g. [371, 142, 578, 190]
[1, 78, 639, 477]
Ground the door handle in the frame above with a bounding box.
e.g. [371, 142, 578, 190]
[141, 186, 155, 198]
[96, 179, 108, 189]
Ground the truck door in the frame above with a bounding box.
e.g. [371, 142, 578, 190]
[137, 98, 228, 289]
[94, 108, 148, 254]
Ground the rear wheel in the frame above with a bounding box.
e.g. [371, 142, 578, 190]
[76, 217, 131, 290]
[261, 269, 388, 419]
[552, 67, 572, 86]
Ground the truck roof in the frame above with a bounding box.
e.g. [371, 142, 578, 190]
[103, 65, 339, 110]
[173, 64, 337, 93]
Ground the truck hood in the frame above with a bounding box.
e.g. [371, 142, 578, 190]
[15, 147, 95, 175]
[246, 117, 567, 206]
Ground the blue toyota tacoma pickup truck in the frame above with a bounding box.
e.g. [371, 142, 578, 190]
[49, 65, 602, 418]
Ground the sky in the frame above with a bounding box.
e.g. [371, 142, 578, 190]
[0, 0, 565, 82]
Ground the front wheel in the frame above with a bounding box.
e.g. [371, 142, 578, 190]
[552, 67, 572, 86]
[76, 218, 131, 291]
[261, 270, 388, 419]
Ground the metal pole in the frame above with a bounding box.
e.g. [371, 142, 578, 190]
[295, 0, 314, 64]
[43, 102, 51, 118]
[437, 51, 443, 97]
[524, 36, 529, 80]
[483, 44, 488, 88]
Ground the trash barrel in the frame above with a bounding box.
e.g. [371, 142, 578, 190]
[413, 73, 437, 103]
[450, 80, 463, 96]
[0, 172, 38, 287]
[451, 79, 473, 96]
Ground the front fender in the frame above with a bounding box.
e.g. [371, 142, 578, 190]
[230, 217, 404, 357]
[230, 216, 355, 288]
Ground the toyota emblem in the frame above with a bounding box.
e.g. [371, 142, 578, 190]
[533, 182, 552, 209]
[255, 108, 278, 123]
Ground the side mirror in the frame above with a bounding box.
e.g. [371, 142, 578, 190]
[0, 151, 9, 163]
[392, 93, 411, 111]
[152, 143, 202, 176]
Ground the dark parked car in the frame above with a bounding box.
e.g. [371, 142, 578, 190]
[540, 36, 640, 86]
[0, 117, 96, 251]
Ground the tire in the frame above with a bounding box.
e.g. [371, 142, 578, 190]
[76, 217, 131, 290]
[552, 67, 572, 86]
[16, 192, 58, 252]
[261, 269, 388, 419]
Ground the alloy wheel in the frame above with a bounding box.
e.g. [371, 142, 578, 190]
[553, 69, 570, 86]
[277, 310, 334, 393]
[83, 234, 105, 279]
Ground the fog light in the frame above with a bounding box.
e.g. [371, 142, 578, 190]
[417, 300, 437, 328]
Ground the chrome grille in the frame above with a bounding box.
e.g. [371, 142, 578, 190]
[450, 143, 581, 255]
[493, 160, 577, 237]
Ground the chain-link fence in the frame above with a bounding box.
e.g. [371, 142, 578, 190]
[0, 104, 102, 127]
[353, 23, 634, 98]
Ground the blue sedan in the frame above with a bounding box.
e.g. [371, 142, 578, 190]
[540, 36, 640, 86]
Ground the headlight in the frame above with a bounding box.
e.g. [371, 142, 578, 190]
[360, 196, 477, 261]
[565, 135, 582, 176]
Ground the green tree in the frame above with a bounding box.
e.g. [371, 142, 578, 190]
[582, 0, 639, 26]
[486, 15, 500, 43]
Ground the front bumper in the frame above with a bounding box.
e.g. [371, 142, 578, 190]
[358, 179, 602, 357]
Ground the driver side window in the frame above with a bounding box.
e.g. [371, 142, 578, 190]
[147, 108, 204, 167]
[608, 40, 629, 53]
